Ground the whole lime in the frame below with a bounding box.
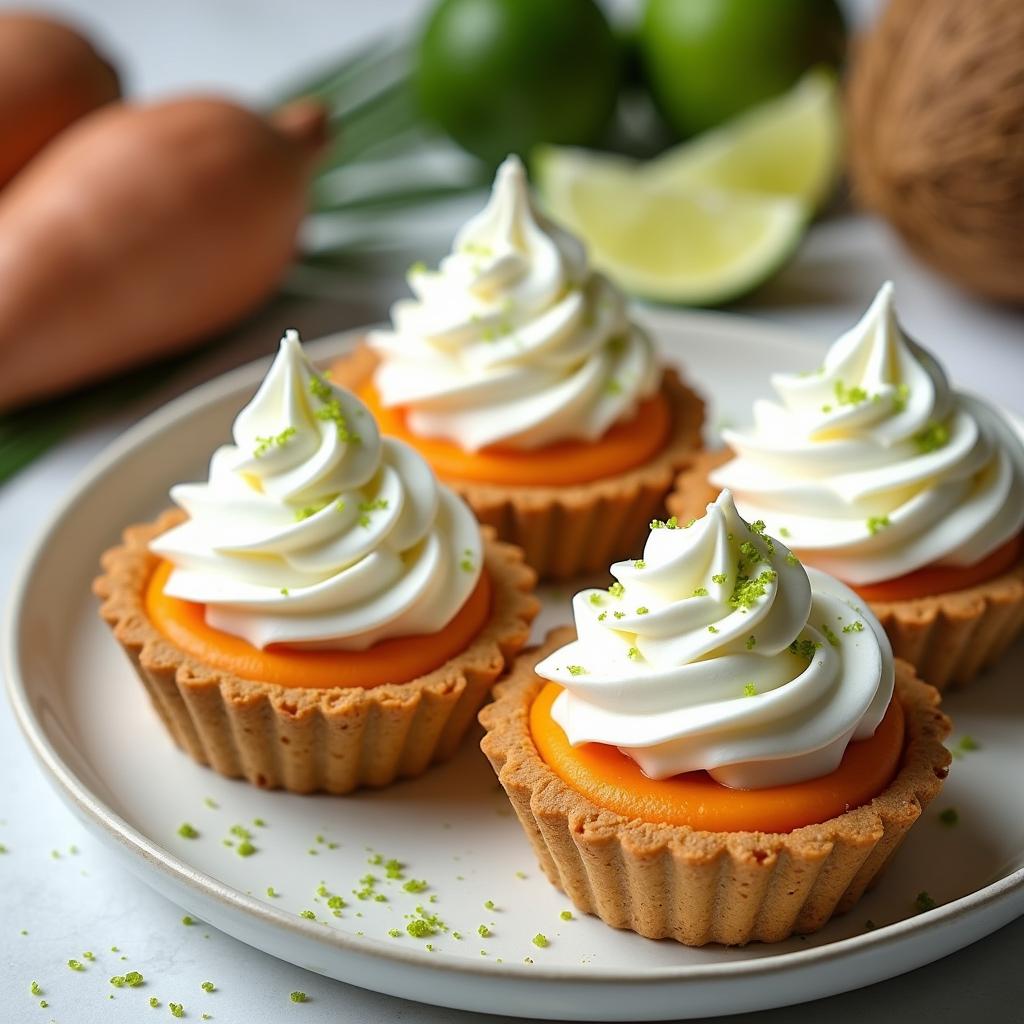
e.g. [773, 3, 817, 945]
[415, 0, 622, 166]
[639, 0, 846, 138]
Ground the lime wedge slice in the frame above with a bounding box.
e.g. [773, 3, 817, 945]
[533, 70, 838, 305]
[644, 68, 841, 209]
[542, 175, 806, 305]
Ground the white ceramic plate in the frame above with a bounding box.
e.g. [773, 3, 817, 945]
[6, 308, 1024, 1021]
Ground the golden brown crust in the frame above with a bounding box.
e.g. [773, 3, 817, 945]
[669, 451, 1024, 690]
[478, 628, 951, 946]
[332, 344, 706, 581]
[94, 510, 539, 794]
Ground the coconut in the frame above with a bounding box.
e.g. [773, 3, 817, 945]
[846, 0, 1024, 303]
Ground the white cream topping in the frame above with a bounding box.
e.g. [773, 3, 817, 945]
[151, 331, 482, 650]
[367, 155, 659, 451]
[713, 282, 1024, 585]
[535, 491, 894, 789]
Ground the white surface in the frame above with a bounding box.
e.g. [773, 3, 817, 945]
[7, 319, 1024, 1023]
[2, 1, 1024, 1023]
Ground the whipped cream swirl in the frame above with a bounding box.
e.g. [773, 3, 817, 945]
[152, 331, 482, 650]
[367, 155, 659, 451]
[713, 283, 1024, 585]
[535, 491, 894, 789]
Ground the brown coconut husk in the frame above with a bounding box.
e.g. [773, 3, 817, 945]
[847, 0, 1024, 303]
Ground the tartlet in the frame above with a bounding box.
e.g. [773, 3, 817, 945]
[670, 283, 1024, 690]
[95, 332, 538, 794]
[479, 491, 950, 945]
[331, 156, 704, 581]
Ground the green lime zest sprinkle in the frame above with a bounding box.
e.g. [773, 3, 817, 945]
[613, 610, 625, 619]
[605, 378, 623, 396]
[204, 797, 218, 809]
[294, 498, 331, 521]
[608, 581, 624, 598]
[692, 587, 708, 597]
[566, 665, 587, 676]
[532, 933, 549, 948]
[745, 635, 757, 650]
[170, 1002, 185, 1017]
[842, 620, 865, 633]
[82, 951, 95, 961]
[708, 625, 719, 633]
[290, 991, 309, 1003]
[939, 807, 959, 826]
[893, 382, 911, 412]
[309, 376, 360, 444]
[30, 981, 42, 995]
[483, 900, 495, 910]
[636, 606, 649, 615]
[729, 569, 777, 609]
[177, 823, 199, 839]
[0, 843, 6, 853]
[236, 841, 256, 857]
[650, 516, 680, 530]
[384, 858, 403, 879]
[633, 559, 646, 569]
[588, 593, 603, 606]
[743, 682, 758, 697]
[779, 527, 791, 538]
[229, 824, 251, 840]
[712, 573, 727, 584]
[477, 924, 490, 938]
[835, 380, 869, 406]
[201, 981, 215, 992]
[785, 552, 800, 566]
[560, 910, 573, 921]
[266, 887, 278, 898]
[959, 735, 980, 751]
[327, 895, 346, 911]
[821, 404, 832, 413]
[597, 611, 607, 621]
[407, 919, 435, 939]
[202, 1016, 211, 1021]
[111, 971, 144, 988]
[253, 426, 297, 458]
[150, 997, 160, 1008]
[821, 623, 840, 647]
[299, 910, 315, 920]
[409, 261, 427, 275]
[789, 638, 821, 661]
[388, 928, 401, 938]
[867, 515, 891, 535]
[68, 959, 84, 971]
[403, 879, 428, 893]
[913, 420, 950, 454]
[39, 1000, 48, 1008]
[914, 891, 936, 913]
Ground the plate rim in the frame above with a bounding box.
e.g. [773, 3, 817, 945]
[5, 308, 1024, 995]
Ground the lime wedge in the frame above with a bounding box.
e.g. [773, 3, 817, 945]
[539, 171, 806, 305]
[645, 69, 841, 209]
[533, 70, 838, 305]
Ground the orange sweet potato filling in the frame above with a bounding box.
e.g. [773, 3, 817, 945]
[850, 532, 1022, 603]
[530, 682, 905, 833]
[358, 381, 671, 486]
[145, 558, 492, 689]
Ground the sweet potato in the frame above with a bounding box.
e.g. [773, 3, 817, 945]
[0, 13, 120, 188]
[0, 96, 326, 410]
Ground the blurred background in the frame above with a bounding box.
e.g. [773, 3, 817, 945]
[0, 0, 1021, 487]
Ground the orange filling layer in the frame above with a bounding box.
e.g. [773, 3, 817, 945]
[530, 682, 905, 833]
[145, 559, 492, 689]
[358, 381, 672, 486]
[850, 532, 1023, 603]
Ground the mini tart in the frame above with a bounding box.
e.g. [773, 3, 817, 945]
[94, 509, 538, 795]
[480, 628, 950, 947]
[331, 344, 705, 581]
[670, 450, 1024, 691]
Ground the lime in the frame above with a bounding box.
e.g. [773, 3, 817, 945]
[645, 69, 841, 210]
[639, 0, 846, 138]
[415, 0, 622, 167]
[536, 147, 806, 305]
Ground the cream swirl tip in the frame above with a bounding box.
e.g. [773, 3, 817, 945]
[535, 490, 894, 789]
[150, 330, 482, 650]
[367, 155, 659, 450]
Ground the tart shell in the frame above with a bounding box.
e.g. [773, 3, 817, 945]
[332, 344, 705, 582]
[479, 628, 950, 947]
[94, 510, 538, 794]
[669, 449, 1024, 691]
